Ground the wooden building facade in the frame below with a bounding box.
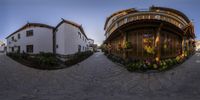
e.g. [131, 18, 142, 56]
[104, 6, 195, 60]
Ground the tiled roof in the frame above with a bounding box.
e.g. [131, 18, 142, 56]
[6, 19, 89, 40]
[55, 18, 88, 39]
[6, 23, 54, 39]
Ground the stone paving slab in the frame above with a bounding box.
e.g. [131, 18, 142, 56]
[0, 52, 200, 100]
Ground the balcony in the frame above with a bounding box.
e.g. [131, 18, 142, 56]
[105, 11, 189, 38]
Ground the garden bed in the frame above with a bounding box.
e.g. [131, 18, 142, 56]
[65, 51, 93, 66]
[7, 51, 93, 70]
[105, 53, 189, 73]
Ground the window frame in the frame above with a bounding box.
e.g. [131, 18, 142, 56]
[12, 36, 14, 41]
[26, 45, 33, 53]
[26, 30, 33, 37]
[18, 34, 20, 39]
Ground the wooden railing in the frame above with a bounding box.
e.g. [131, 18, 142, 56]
[105, 11, 189, 38]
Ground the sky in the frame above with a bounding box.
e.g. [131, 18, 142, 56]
[0, 0, 200, 45]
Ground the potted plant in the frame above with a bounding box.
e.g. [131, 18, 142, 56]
[117, 43, 123, 51]
[124, 41, 132, 51]
[144, 45, 155, 55]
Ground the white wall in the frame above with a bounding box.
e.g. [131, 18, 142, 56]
[196, 40, 200, 51]
[0, 46, 4, 52]
[56, 23, 89, 56]
[88, 39, 94, 45]
[7, 27, 53, 54]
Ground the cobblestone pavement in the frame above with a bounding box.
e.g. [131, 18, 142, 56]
[0, 52, 200, 100]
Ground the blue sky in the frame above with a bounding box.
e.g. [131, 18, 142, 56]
[0, 0, 199, 45]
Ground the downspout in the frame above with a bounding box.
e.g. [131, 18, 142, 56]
[53, 29, 56, 55]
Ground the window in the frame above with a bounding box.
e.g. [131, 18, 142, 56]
[56, 44, 59, 48]
[17, 46, 20, 53]
[78, 32, 81, 38]
[12, 36, 14, 41]
[18, 34, 20, 39]
[78, 45, 81, 52]
[155, 15, 161, 20]
[26, 30, 33, 37]
[11, 47, 14, 52]
[26, 45, 33, 53]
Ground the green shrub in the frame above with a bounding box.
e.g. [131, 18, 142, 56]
[153, 64, 158, 69]
[38, 52, 55, 57]
[7, 53, 21, 59]
[126, 63, 137, 72]
[31, 53, 58, 66]
[65, 51, 93, 66]
[124, 41, 132, 49]
[7, 52, 64, 69]
[21, 52, 29, 59]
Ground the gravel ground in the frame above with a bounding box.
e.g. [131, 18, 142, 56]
[0, 52, 200, 100]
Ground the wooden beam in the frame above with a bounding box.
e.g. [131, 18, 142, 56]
[155, 23, 163, 62]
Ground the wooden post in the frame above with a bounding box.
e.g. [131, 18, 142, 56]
[119, 30, 127, 59]
[124, 32, 128, 59]
[155, 23, 163, 62]
[181, 37, 185, 56]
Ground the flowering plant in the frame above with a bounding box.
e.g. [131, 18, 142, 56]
[117, 43, 123, 51]
[123, 41, 132, 49]
[143, 37, 155, 55]
[144, 46, 155, 54]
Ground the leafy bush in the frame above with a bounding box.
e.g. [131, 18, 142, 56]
[30, 52, 58, 67]
[106, 52, 188, 72]
[106, 54, 125, 65]
[21, 52, 29, 59]
[124, 41, 132, 49]
[126, 61, 148, 72]
[126, 63, 137, 72]
[7, 52, 30, 60]
[38, 52, 55, 57]
[65, 51, 93, 66]
[7, 53, 21, 59]
[7, 52, 59, 69]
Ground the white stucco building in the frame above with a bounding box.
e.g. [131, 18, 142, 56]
[196, 40, 200, 51]
[6, 19, 94, 57]
[6, 23, 54, 54]
[55, 19, 90, 57]
[87, 38, 94, 51]
[0, 41, 5, 52]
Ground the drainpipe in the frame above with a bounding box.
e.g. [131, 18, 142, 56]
[53, 29, 56, 55]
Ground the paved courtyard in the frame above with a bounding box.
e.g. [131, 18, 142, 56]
[0, 52, 200, 100]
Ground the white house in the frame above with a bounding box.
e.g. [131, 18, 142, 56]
[87, 38, 94, 51]
[88, 38, 94, 45]
[0, 41, 5, 52]
[6, 23, 54, 54]
[196, 40, 200, 51]
[55, 19, 90, 57]
[6, 19, 93, 57]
